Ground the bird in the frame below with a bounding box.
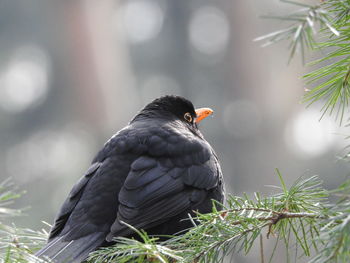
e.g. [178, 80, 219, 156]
[36, 95, 224, 262]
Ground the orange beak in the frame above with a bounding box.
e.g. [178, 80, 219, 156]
[195, 108, 214, 123]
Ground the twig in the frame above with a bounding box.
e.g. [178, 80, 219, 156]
[260, 234, 265, 263]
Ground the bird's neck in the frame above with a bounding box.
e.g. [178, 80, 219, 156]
[130, 109, 175, 124]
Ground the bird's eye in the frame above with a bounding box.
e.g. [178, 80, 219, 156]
[184, 112, 193, 123]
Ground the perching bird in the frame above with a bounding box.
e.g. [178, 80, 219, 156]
[36, 95, 224, 262]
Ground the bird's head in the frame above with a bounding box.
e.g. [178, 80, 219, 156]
[132, 95, 213, 132]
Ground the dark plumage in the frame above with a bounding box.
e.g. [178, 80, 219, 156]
[36, 95, 224, 262]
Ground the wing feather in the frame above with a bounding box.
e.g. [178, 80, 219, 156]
[107, 132, 221, 240]
[48, 162, 101, 240]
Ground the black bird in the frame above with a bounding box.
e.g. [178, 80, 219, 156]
[36, 95, 224, 262]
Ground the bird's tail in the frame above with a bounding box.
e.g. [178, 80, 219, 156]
[35, 232, 106, 263]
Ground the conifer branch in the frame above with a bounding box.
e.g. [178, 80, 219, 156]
[256, 0, 350, 123]
[0, 179, 48, 263]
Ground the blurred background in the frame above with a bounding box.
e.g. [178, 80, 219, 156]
[1, 0, 349, 262]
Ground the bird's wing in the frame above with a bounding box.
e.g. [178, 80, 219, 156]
[107, 130, 221, 240]
[38, 153, 130, 262]
[48, 162, 101, 240]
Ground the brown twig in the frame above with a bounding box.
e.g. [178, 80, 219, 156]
[260, 234, 265, 263]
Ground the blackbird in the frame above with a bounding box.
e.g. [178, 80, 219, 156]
[36, 95, 224, 262]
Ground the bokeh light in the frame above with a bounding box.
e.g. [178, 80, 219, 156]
[0, 44, 51, 113]
[285, 110, 337, 158]
[5, 125, 96, 183]
[117, 0, 164, 44]
[189, 6, 230, 55]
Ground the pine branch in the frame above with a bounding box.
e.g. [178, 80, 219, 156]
[0, 178, 23, 218]
[0, 179, 49, 263]
[310, 178, 350, 263]
[254, 0, 338, 63]
[255, 0, 350, 123]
